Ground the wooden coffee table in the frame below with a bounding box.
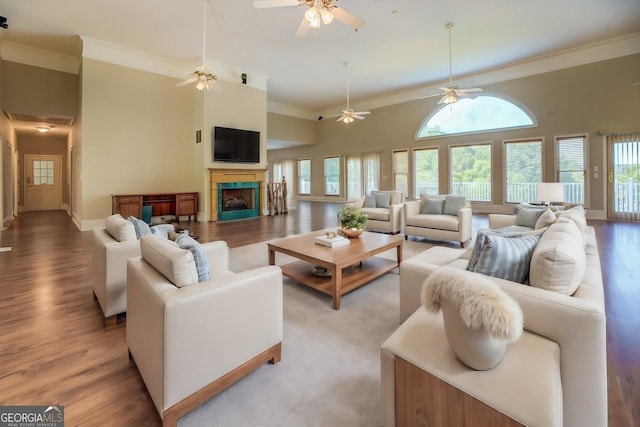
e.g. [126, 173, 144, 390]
[268, 230, 403, 310]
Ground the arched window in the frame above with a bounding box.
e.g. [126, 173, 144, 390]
[416, 94, 536, 139]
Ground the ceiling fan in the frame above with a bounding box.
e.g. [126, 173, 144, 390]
[177, 0, 217, 91]
[422, 23, 482, 104]
[325, 62, 370, 124]
[253, 0, 364, 38]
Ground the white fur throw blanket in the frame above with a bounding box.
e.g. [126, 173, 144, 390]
[421, 268, 524, 342]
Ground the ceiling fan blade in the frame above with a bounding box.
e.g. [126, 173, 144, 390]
[460, 87, 483, 93]
[329, 6, 365, 30]
[418, 93, 442, 100]
[253, 0, 300, 9]
[336, 116, 345, 122]
[176, 77, 197, 87]
[353, 111, 370, 115]
[295, 16, 310, 37]
[353, 115, 366, 120]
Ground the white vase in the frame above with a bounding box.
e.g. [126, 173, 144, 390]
[441, 300, 509, 370]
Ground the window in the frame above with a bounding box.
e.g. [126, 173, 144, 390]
[324, 156, 340, 196]
[414, 148, 438, 197]
[346, 152, 380, 201]
[33, 160, 55, 185]
[392, 150, 409, 197]
[416, 95, 536, 138]
[297, 159, 311, 195]
[504, 139, 543, 203]
[450, 143, 492, 202]
[556, 135, 586, 205]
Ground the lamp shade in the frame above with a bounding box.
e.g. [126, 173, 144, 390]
[536, 182, 564, 204]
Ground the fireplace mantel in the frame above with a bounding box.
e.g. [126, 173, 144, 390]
[209, 168, 267, 221]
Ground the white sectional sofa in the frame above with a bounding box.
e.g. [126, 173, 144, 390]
[384, 206, 606, 427]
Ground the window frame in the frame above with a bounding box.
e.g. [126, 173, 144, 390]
[297, 158, 311, 196]
[449, 142, 493, 202]
[324, 155, 341, 196]
[554, 134, 588, 206]
[413, 147, 439, 198]
[416, 93, 538, 140]
[502, 137, 545, 204]
[392, 149, 410, 198]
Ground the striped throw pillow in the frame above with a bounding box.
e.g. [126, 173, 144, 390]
[471, 233, 541, 283]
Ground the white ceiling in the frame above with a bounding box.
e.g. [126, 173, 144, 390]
[1, 0, 639, 121]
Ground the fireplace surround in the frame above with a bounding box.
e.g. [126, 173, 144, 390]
[210, 168, 266, 221]
[217, 182, 260, 221]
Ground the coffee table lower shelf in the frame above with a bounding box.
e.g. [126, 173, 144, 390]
[280, 256, 397, 304]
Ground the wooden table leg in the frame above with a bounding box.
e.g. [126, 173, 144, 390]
[332, 266, 342, 310]
[397, 243, 403, 264]
[268, 248, 275, 265]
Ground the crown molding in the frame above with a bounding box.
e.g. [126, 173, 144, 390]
[317, 32, 640, 116]
[267, 101, 317, 121]
[0, 41, 80, 74]
[80, 36, 267, 90]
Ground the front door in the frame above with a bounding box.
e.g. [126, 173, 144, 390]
[25, 154, 62, 211]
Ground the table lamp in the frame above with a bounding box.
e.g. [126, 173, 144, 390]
[536, 182, 564, 205]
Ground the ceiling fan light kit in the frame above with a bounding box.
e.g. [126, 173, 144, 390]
[177, 0, 217, 91]
[421, 23, 483, 105]
[253, 0, 364, 37]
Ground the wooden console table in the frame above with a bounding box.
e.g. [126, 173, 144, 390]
[112, 192, 198, 221]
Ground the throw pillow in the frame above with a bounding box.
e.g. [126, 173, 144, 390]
[373, 192, 391, 209]
[467, 229, 523, 271]
[529, 220, 586, 295]
[515, 205, 548, 228]
[471, 233, 542, 284]
[535, 209, 556, 229]
[105, 214, 137, 242]
[364, 195, 376, 208]
[555, 205, 587, 233]
[422, 198, 444, 215]
[140, 234, 198, 287]
[175, 235, 211, 282]
[443, 195, 466, 216]
[128, 216, 151, 239]
[150, 223, 175, 239]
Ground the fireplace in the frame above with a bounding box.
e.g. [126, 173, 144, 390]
[217, 182, 260, 221]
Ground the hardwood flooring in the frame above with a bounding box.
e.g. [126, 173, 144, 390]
[0, 203, 637, 426]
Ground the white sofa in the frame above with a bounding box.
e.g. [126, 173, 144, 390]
[387, 208, 606, 427]
[403, 194, 472, 247]
[126, 234, 283, 426]
[91, 214, 173, 326]
[347, 190, 404, 234]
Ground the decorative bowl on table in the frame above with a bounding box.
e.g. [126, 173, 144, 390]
[339, 227, 364, 238]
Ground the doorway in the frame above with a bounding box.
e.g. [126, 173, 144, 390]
[607, 132, 640, 221]
[25, 154, 62, 211]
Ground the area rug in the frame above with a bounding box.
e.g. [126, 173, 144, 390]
[179, 238, 435, 427]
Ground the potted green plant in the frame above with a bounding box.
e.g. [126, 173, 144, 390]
[338, 206, 368, 237]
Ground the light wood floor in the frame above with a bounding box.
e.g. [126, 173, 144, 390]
[0, 203, 637, 426]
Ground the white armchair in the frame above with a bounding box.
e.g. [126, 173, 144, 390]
[347, 190, 404, 234]
[126, 234, 283, 426]
[403, 194, 472, 247]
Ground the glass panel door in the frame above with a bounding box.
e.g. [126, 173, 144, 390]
[608, 132, 640, 221]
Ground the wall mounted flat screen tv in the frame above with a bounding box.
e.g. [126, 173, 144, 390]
[213, 126, 260, 163]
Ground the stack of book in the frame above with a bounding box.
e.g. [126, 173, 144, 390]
[314, 234, 350, 248]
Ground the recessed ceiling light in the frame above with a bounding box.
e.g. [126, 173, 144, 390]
[36, 127, 49, 133]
